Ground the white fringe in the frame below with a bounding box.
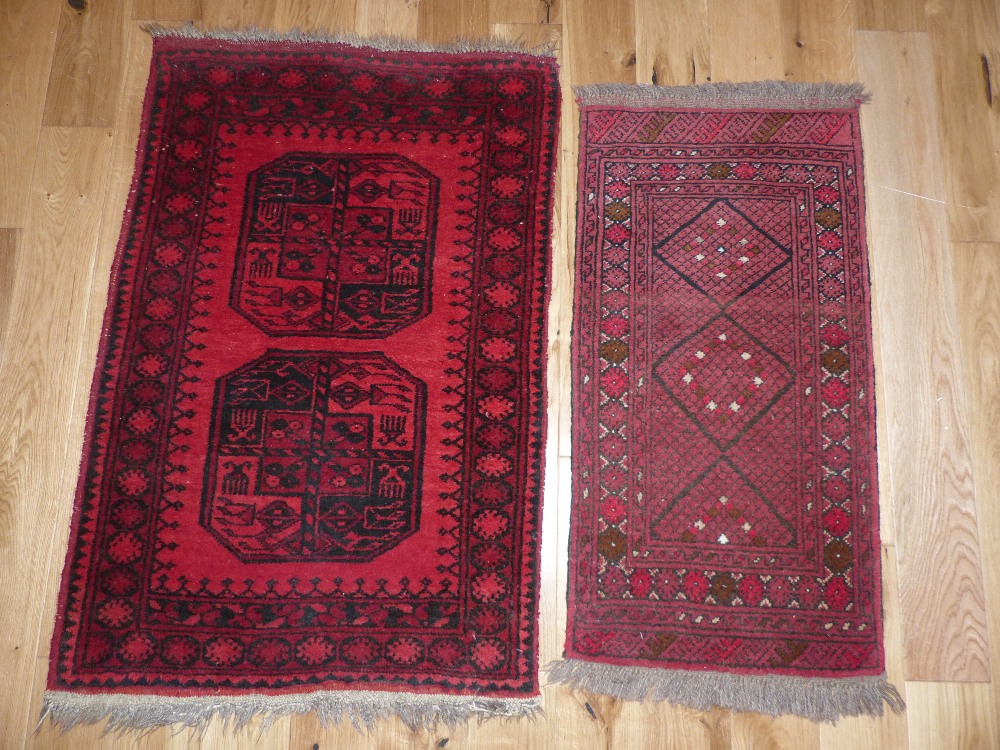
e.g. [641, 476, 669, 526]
[39, 689, 542, 735]
[575, 81, 870, 109]
[546, 660, 904, 723]
[144, 23, 557, 57]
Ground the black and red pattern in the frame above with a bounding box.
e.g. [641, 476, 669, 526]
[201, 350, 426, 562]
[50, 37, 558, 699]
[233, 153, 439, 336]
[569, 103, 885, 677]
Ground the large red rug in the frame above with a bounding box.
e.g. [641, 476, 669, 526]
[45, 30, 558, 730]
[551, 82, 903, 720]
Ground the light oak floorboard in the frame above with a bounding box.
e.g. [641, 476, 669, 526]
[926, 0, 1000, 243]
[707, 0, 783, 81]
[778, 0, 857, 82]
[541, 21, 574, 464]
[272, 0, 356, 33]
[132, 0, 203, 22]
[954, 242, 1000, 734]
[354, 0, 419, 38]
[0, 0, 61, 225]
[42, 0, 129, 127]
[634, 0, 710, 86]
[200, 0, 278, 29]
[0, 228, 20, 355]
[906, 682, 999, 750]
[417, 0, 489, 43]
[858, 29, 990, 683]
[564, 0, 636, 85]
[1, 125, 115, 749]
[731, 713, 818, 750]
[856, 0, 926, 31]
[489, 0, 553, 25]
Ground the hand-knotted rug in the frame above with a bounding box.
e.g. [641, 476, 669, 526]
[550, 81, 903, 720]
[44, 29, 558, 731]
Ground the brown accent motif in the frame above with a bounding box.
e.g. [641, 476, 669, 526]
[605, 202, 631, 222]
[771, 640, 809, 668]
[639, 114, 675, 143]
[710, 573, 738, 604]
[821, 349, 849, 375]
[815, 207, 843, 230]
[824, 539, 854, 573]
[639, 632, 678, 660]
[600, 340, 629, 363]
[597, 527, 627, 563]
[707, 163, 732, 179]
[751, 113, 793, 143]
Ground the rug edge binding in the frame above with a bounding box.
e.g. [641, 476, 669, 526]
[143, 23, 558, 57]
[39, 690, 542, 735]
[545, 659, 904, 723]
[573, 81, 870, 109]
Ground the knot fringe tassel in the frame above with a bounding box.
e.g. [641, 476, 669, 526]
[546, 660, 904, 723]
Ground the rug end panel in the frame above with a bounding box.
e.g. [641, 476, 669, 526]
[545, 659, 904, 723]
[39, 690, 543, 735]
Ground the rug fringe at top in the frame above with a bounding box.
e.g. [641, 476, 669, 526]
[40, 690, 542, 735]
[144, 23, 557, 57]
[546, 660, 903, 723]
[575, 81, 869, 109]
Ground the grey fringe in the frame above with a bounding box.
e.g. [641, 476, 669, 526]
[144, 23, 557, 57]
[546, 660, 904, 723]
[575, 81, 870, 109]
[40, 690, 541, 735]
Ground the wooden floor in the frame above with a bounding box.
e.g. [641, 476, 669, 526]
[1, 0, 999, 747]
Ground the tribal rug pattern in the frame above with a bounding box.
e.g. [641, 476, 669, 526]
[552, 82, 903, 720]
[45, 31, 558, 730]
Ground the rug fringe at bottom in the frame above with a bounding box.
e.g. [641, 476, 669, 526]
[546, 660, 903, 722]
[40, 689, 541, 735]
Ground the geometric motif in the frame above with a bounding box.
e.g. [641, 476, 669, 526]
[202, 351, 425, 562]
[651, 198, 790, 304]
[233, 153, 438, 336]
[652, 314, 793, 448]
[647, 197, 797, 553]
